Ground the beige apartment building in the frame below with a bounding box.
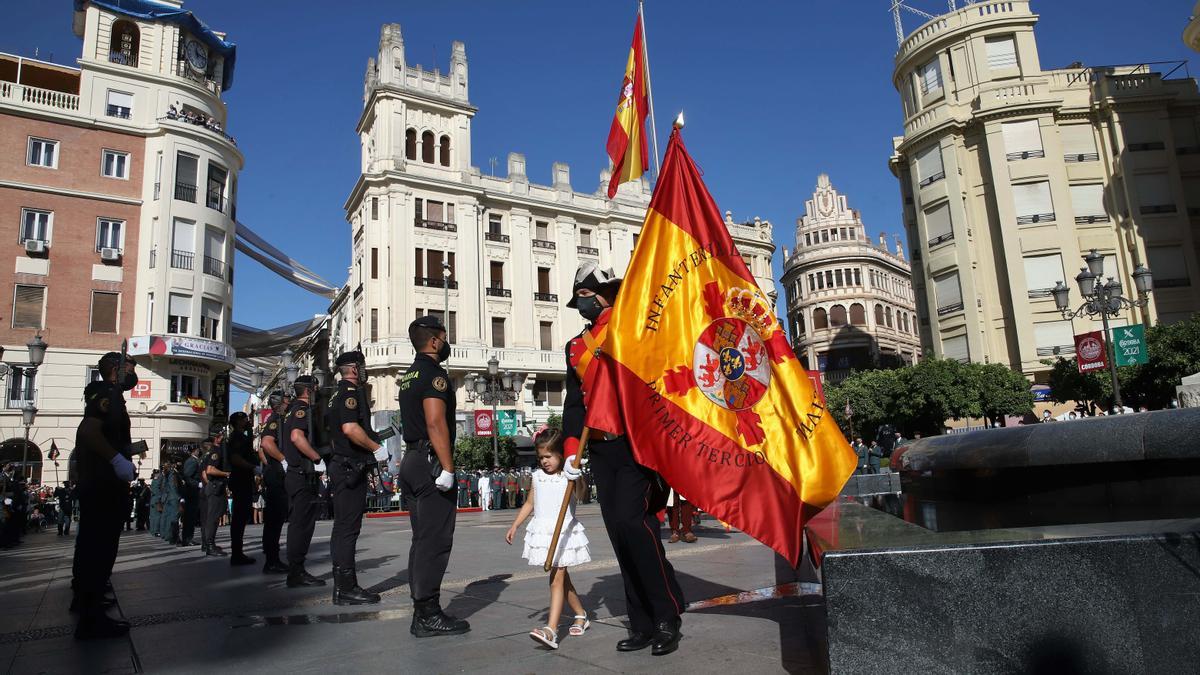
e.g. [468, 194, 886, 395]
[890, 0, 1200, 380]
[340, 24, 777, 431]
[0, 0, 240, 479]
[780, 174, 922, 383]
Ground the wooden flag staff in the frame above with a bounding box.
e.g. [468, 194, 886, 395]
[544, 426, 590, 572]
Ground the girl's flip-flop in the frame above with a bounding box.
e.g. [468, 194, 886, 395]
[530, 626, 558, 649]
[568, 615, 590, 636]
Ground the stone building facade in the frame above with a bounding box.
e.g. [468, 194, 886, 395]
[781, 175, 921, 383]
[0, 0, 240, 479]
[890, 0, 1200, 379]
[341, 24, 777, 433]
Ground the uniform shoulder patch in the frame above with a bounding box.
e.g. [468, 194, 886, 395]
[210, 452, 218, 461]
[345, 396, 358, 410]
[295, 409, 306, 419]
[432, 376, 448, 392]
[268, 422, 278, 430]
[99, 398, 110, 412]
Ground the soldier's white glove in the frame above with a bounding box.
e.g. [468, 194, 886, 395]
[562, 455, 582, 480]
[110, 454, 137, 482]
[313, 460, 327, 473]
[373, 447, 390, 463]
[281, 460, 288, 472]
[435, 470, 455, 491]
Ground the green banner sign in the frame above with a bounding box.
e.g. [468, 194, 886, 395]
[496, 409, 519, 436]
[1111, 324, 1148, 367]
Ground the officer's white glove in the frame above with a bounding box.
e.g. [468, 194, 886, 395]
[313, 460, 327, 473]
[281, 460, 288, 472]
[562, 455, 582, 480]
[373, 447, 390, 463]
[435, 470, 455, 491]
[110, 454, 137, 482]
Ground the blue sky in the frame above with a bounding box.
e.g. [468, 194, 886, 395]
[2, 0, 1196, 406]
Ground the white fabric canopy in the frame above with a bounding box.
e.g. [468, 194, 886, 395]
[234, 220, 339, 298]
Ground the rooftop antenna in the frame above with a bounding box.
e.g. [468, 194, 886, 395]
[890, 1, 979, 46]
[488, 156, 498, 176]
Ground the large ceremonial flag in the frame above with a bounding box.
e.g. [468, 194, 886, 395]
[605, 11, 651, 198]
[589, 127, 857, 565]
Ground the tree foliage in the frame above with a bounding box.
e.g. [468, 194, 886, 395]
[453, 435, 517, 470]
[825, 358, 1035, 437]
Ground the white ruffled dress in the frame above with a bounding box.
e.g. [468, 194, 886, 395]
[522, 469, 591, 568]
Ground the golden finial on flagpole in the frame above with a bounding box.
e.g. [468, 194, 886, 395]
[673, 111, 685, 129]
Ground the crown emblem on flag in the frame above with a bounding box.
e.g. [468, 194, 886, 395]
[724, 288, 775, 336]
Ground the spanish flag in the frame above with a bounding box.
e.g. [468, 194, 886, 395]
[590, 127, 857, 565]
[605, 12, 650, 199]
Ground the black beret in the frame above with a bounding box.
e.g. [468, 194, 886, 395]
[335, 351, 365, 366]
[409, 315, 446, 331]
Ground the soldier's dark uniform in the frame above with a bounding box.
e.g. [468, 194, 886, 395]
[281, 376, 325, 587]
[71, 354, 135, 639]
[227, 414, 258, 565]
[563, 263, 684, 655]
[398, 315, 469, 636]
[200, 441, 228, 555]
[327, 351, 382, 604]
[179, 448, 201, 545]
[258, 402, 289, 573]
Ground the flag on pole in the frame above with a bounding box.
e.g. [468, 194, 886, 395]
[605, 12, 650, 198]
[587, 127, 857, 565]
[48, 441, 59, 461]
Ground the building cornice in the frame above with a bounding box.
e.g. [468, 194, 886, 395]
[0, 179, 142, 206]
[356, 85, 477, 134]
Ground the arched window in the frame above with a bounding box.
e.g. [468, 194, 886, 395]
[902, 313, 910, 333]
[110, 20, 140, 67]
[421, 131, 435, 163]
[813, 308, 828, 330]
[875, 305, 885, 325]
[439, 135, 451, 167]
[797, 314, 806, 337]
[885, 307, 894, 328]
[405, 129, 416, 160]
[850, 303, 866, 325]
[830, 304, 848, 327]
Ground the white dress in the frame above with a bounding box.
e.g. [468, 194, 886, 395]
[522, 469, 591, 568]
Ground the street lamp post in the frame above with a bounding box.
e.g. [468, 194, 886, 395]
[20, 333, 47, 481]
[442, 261, 451, 320]
[1053, 249, 1153, 413]
[464, 355, 524, 468]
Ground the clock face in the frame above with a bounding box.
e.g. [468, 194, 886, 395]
[184, 39, 208, 73]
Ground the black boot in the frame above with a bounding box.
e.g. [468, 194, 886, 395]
[73, 593, 129, 641]
[262, 559, 289, 574]
[410, 598, 470, 638]
[332, 565, 380, 605]
[286, 564, 326, 588]
[617, 631, 655, 652]
[651, 618, 682, 656]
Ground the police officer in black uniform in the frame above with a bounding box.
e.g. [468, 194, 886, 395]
[179, 445, 202, 546]
[200, 430, 230, 556]
[258, 390, 290, 574]
[71, 352, 138, 640]
[227, 412, 258, 566]
[327, 351, 385, 605]
[281, 375, 327, 587]
[562, 263, 685, 655]
[398, 315, 470, 637]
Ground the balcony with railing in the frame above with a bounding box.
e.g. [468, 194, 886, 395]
[532, 239, 556, 250]
[485, 286, 512, 298]
[533, 292, 558, 303]
[202, 255, 227, 279]
[0, 80, 80, 113]
[416, 219, 457, 232]
[484, 231, 510, 243]
[153, 182, 161, 200]
[171, 250, 195, 271]
[577, 245, 599, 256]
[1016, 212, 1055, 225]
[206, 189, 225, 213]
[1139, 203, 1177, 215]
[109, 51, 138, 67]
[175, 181, 197, 202]
[149, 248, 156, 268]
[1074, 213, 1110, 224]
[105, 104, 131, 119]
[937, 301, 964, 316]
[174, 59, 220, 94]
[928, 232, 954, 247]
[414, 277, 459, 289]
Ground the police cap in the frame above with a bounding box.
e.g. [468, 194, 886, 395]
[294, 374, 317, 388]
[335, 351, 365, 367]
[267, 389, 287, 406]
[409, 314, 446, 332]
[229, 411, 249, 425]
[96, 351, 137, 373]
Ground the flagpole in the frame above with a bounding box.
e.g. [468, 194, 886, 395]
[639, 0, 662, 177]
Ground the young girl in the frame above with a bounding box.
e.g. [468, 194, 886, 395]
[506, 428, 591, 649]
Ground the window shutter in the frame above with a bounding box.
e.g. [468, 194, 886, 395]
[90, 292, 119, 333]
[107, 91, 133, 109]
[172, 220, 195, 253]
[915, 145, 944, 185]
[1061, 125, 1098, 161]
[13, 285, 44, 329]
[1171, 117, 1199, 149]
[934, 272, 962, 311]
[1121, 117, 1159, 146]
[985, 36, 1017, 69]
[920, 59, 942, 95]
[204, 227, 224, 260]
[1012, 181, 1054, 221]
[1002, 120, 1043, 159]
[924, 203, 953, 243]
[1146, 246, 1190, 287]
[1022, 254, 1064, 296]
[1069, 184, 1107, 220]
[169, 294, 191, 317]
[941, 335, 969, 362]
[1135, 173, 1172, 210]
[1034, 321, 1075, 356]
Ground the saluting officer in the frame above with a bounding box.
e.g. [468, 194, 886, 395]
[71, 352, 138, 640]
[258, 390, 291, 574]
[398, 315, 470, 637]
[327, 351, 386, 605]
[562, 263, 685, 655]
[281, 375, 327, 588]
[227, 412, 258, 566]
[200, 430, 230, 556]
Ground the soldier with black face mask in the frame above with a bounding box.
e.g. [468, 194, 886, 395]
[257, 390, 290, 574]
